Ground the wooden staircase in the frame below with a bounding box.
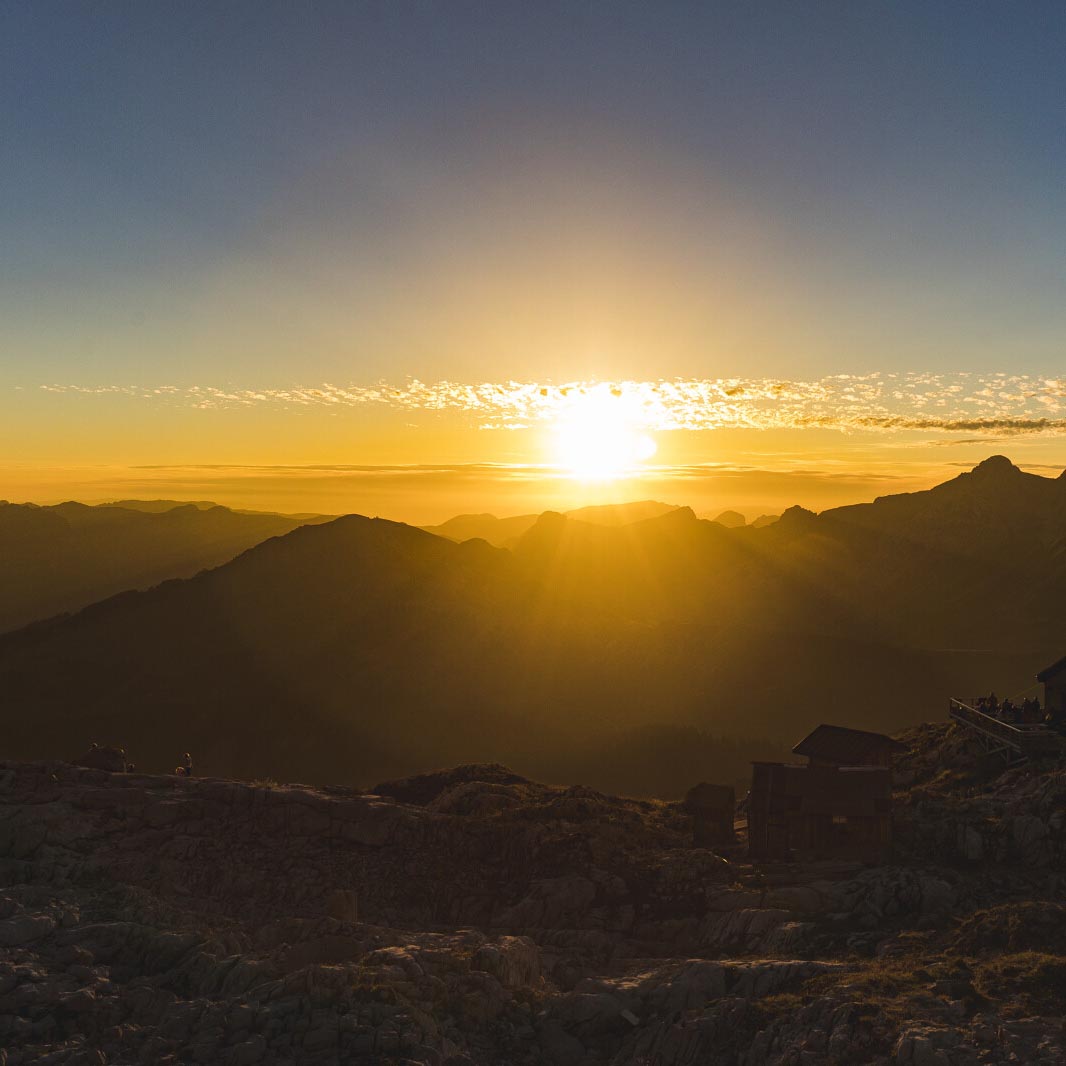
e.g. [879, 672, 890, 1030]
[948, 698, 1063, 764]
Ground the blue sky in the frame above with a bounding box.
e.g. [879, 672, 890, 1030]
[4, 1, 1066, 384]
[2, 2, 1066, 516]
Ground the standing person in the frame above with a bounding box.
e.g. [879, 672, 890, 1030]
[182, 753, 193, 778]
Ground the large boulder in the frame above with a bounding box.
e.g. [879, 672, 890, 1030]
[72, 744, 128, 773]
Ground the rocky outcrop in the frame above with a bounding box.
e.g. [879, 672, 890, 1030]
[894, 723, 1066, 870]
[2, 752, 1066, 1064]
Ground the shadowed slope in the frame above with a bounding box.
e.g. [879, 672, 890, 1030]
[0, 500, 317, 633]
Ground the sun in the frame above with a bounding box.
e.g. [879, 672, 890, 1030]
[551, 387, 657, 481]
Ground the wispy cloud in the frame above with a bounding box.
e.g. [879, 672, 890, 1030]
[36, 372, 1066, 436]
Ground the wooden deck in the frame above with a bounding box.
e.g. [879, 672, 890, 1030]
[949, 698, 1063, 762]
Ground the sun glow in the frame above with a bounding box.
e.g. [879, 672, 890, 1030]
[551, 385, 658, 480]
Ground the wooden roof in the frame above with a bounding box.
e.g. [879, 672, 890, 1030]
[1037, 655, 1066, 683]
[792, 724, 905, 765]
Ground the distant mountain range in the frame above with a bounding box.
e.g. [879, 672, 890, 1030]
[103, 499, 331, 521]
[704, 510, 781, 528]
[421, 499, 682, 546]
[2, 456, 1064, 792]
[424, 503, 781, 546]
[0, 499, 330, 633]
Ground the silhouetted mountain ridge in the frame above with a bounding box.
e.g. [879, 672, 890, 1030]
[2, 458, 1064, 789]
[421, 499, 681, 546]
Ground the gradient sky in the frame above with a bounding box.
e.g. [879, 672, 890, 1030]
[3, 2, 1066, 520]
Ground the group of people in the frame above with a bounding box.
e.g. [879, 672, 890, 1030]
[975, 692, 1056, 729]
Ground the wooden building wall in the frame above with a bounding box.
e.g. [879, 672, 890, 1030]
[748, 762, 892, 862]
[1044, 672, 1066, 717]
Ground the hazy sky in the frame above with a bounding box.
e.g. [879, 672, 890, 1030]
[3, 2, 1066, 519]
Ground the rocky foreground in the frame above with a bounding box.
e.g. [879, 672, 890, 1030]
[2, 725, 1066, 1065]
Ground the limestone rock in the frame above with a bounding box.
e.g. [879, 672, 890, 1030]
[1, 750, 1065, 1065]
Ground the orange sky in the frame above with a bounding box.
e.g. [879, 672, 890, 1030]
[4, 374, 1066, 522]
[6, 6, 1066, 522]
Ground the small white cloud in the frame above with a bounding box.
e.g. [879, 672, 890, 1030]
[28, 373, 1066, 437]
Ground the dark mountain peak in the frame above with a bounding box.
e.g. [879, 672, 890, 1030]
[452, 535, 504, 561]
[296, 515, 507, 569]
[650, 505, 697, 525]
[510, 509, 605, 561]
[296, 513, 428, 548]
[776, 505, 818, 532]
[713, 509, 746, 528]
[532, 510, 567, 528]
[970, 454, 1019, 478]
[933, 453, 1051, 499]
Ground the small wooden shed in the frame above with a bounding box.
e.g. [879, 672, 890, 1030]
[682, 782, 735, 846]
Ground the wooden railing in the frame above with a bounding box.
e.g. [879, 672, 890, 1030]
[949, 698, 1062, 759]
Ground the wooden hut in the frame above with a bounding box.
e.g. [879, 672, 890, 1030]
[792, 724, 905, 768]
[682, 782, 735, 846]
[747, 724, 902, 862]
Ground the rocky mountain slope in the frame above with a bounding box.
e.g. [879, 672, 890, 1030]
[824, 455, 1066, 562]
[0, 509, 1030, 791]
[0, 500, 324, 634]
[2, 723, 1065, 1064]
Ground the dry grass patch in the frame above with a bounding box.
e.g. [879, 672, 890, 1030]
[973, 952, 1066, 1017]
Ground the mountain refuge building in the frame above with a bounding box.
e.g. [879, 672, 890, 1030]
[1037, 655, 1066, 722]
[748, 724, 901, 862]
[791, 724, 905, 768]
